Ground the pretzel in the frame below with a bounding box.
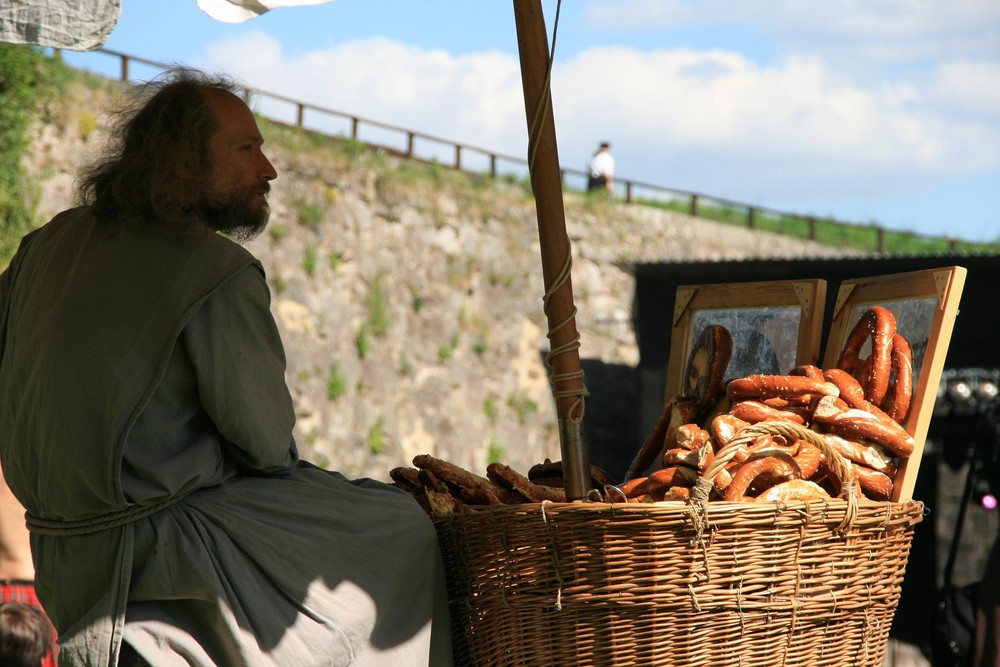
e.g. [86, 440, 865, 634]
[388, 467, 423, 493]
[762, 395, 814, 413]
[747, 436, 799, 464]
[527, 459, 563, 480]
[822, 432, 897, 475]
[792, 440, 823, 479]
[721, 432, 798, 477]
[825, 369, 905, 428]
[824, 368, 869, 411]
[619, 465, 699, 500]
[422, 488, 460, 517]
[755, 479, 830, 503]
[710, 413, 750, 450]
[663, 486, 691, 501]
[663, 441, 714, 471]
[412, 469, 466, 516]
[880, 334, 913, 424]
[487, 463, 566, 503]
[723, 452, 802, 501]
[683, 324, 734, 411]
[529, 476, 565, 488]
[848, 462, 894, 500]
[674, 423, 712, 452]
[729, 399, 806, 425]
[836, 306, 897, 406]
[811, 395, 914, 458]
[789, 364, 826, 382]
[418, 468, 451, 495]
[526, 459, 617, 489]
[714, 435, 799, 496]
[413, 454, 504, 505]
[726, 374, 840, 401]
[625, 398, 697, 480]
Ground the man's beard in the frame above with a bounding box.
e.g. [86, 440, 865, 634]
[200, 182, 271, 243]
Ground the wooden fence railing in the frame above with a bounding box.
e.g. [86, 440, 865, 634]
[55, 47, 980, 255]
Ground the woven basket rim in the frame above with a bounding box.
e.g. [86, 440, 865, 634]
[433, 495, 925, 524]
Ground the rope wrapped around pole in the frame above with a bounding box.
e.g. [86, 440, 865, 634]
[512, 0, 591, 501]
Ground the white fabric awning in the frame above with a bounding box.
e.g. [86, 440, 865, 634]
[0, 0, 335, 49]
[197, 0, 335, 24]
[0, 0, 121, 50]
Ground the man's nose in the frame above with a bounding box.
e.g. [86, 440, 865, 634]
[260, 152, 277, 181]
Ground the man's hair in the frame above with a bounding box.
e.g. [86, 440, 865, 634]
[0, 602, 51, 667]
[76, 66, 247, 233]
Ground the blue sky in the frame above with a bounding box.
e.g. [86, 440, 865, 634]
[59, 0, 1000, 244]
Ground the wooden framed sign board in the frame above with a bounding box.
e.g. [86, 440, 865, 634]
[821, 266, 967, 501]
[664, 279, 827, 402]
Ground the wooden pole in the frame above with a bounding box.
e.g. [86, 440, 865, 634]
[512, 0, 591, 501]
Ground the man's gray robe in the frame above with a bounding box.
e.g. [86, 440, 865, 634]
[0, 208, 452, 666]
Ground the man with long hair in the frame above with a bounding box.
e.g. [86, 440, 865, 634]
[0, 67, 451, 666]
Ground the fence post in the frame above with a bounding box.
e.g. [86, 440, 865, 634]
[455, 145, 462, 171]
[691, 194, 699, 217]
[490, 154, 497, 178]
[625, 182, 632, 203]
[748, 207, 757, 229]
[120, 55, 129, 82]
[295, 103, 304, 128]
[351, 117, 359, 141]
[406, 133, 415, 158]
[877, 227, 886, 253]
[807, 216, 817, 241]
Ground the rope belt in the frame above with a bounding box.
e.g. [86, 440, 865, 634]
[26, 491, 190, 537]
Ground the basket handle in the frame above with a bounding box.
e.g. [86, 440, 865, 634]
[690, 421, 860, 524]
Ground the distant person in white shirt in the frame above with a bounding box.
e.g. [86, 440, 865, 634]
[587, 141, 615, 195]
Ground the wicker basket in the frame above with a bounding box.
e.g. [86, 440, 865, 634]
[433, 422, 924, 666]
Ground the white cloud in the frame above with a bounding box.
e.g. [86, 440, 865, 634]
[197, 29, 998, 228]
[584, 0, 1000, 65]
[199, 32, 526, 163]
[921, 61, 1000, 119]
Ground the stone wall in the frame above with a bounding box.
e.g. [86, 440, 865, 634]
[23, 77, 852, 482]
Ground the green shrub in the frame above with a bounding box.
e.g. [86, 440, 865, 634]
[337, 137, 368, 161]
[78, 110, 97, 140]
[483, 397, 498, 424]
[507, 394, 539, 425]
[367, 417, 386, 454]
[0, 45, 67, 265]
[294, 198, 325, 226]
[268, 223, 288, 242]
[365, 272, 390, 336]
[326, 364, 346, 400]
[487, 440, 505, 465]
[356, 326, 371, 359]
[303, 243, 319, 276]
[328, 251, 342, 271]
